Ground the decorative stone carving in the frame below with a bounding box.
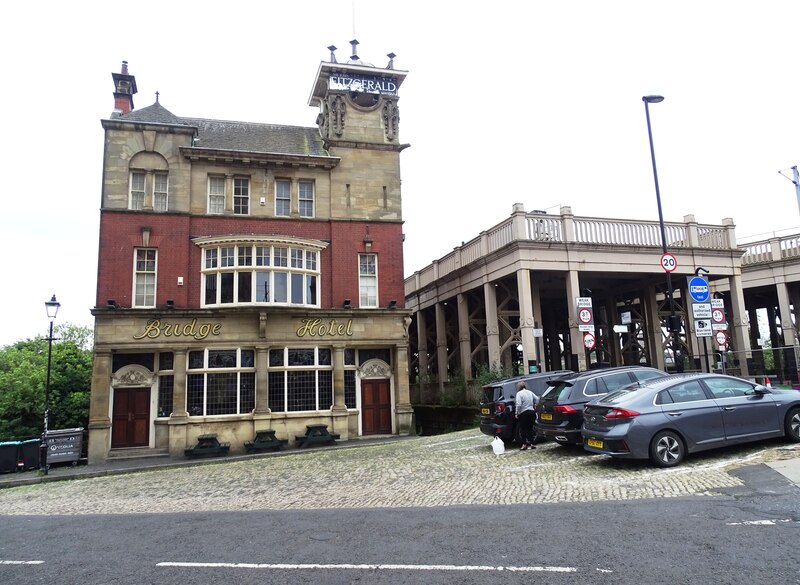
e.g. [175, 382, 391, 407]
[330, 95, 346, 137]
[111, 365, 155, 387]
[360, 358, 392, 379]
[403, 316, 412, 338]
[316, 100, 330, 138]
[383, 99, 399, 141]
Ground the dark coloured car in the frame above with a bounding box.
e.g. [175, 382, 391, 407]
[582, 373, 800, 467]
[479, 371, 572, 444]
[535, 366, 669, 446]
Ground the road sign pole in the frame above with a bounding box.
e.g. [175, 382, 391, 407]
[702, 337, 709, 373]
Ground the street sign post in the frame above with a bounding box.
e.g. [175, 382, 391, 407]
[576, 297, 594, 332]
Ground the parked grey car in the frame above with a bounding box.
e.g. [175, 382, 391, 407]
[581, 373, 800, 467]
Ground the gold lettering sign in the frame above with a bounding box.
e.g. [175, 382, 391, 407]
[133, 319, 222, 341]
[296, 318, 354, 337]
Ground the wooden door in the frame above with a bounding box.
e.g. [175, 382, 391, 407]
[111, 388, 150, 448]
[361, 379, 392, 435]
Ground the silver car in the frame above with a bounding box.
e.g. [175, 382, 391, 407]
[581, 373, 800, 467]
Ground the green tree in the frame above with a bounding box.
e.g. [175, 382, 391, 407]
[0, 324, 93, 440]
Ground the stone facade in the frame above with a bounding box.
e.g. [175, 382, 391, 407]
[89, 50, 413, 464]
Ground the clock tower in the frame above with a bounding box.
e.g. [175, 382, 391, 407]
[309, 41, 409, 220]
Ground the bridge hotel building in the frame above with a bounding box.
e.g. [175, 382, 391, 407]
[87, 46, 414, 464]
[404, 205, 800, 390]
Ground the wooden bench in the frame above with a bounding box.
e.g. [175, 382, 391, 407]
[295, 424, 340, 448]
[244, 430, 288, 453]
[184, 434, 230, 458]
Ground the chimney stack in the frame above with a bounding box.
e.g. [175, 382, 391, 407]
[111, 60, 138, 117]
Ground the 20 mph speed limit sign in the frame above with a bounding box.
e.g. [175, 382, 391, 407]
[660, 253, 677, 272]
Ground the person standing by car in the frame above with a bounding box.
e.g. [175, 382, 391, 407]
[515, 380, 537, 450]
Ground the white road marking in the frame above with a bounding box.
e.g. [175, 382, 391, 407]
[157, 561, 578, 573]
[726, 519, 795, 526]
[0, 560, 44, 565]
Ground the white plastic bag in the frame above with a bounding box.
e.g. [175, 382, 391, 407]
[491, 436, 505, 455]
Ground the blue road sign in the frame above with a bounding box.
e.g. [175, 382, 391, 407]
[688, 276, 709, 303]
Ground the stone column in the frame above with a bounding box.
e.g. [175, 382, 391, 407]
[329, 344, 349, 440]
[254, 346, 271, 414]
[777, 281, 795, 347]
[168, 348, 189, 457]
[484, 281, 501, 368]
[87, 349, 112, 465]
[435, 301, 448, 388]
[516, 268, 537, 373]
[416, 309, 429, 381]
[456, 293, 472, 379]
[565, 269, 587, 371]
[645, 284, 666, 370]
[394, 344, 414, 435]
[531, 278, 544, 371]
[728, 273, 752, 378]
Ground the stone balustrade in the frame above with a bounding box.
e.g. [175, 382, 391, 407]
[406, 204, 737, 294]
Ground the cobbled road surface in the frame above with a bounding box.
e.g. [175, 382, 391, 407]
[1, 430, 798, 515]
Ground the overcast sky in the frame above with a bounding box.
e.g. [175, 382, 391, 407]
[2, 1, 799, 347]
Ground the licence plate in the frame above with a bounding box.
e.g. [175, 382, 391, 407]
[540, 413, 553, 421]
[586, 438, 603, 449]
[481, 408, 491, 415]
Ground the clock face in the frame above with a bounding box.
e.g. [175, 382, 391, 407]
[350, 90, 379, 107]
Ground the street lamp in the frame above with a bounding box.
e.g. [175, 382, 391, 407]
[643, 95, 683, 373]
[40, 294, 60, 475]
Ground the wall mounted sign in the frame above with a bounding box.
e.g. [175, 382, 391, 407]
[133, 319, 222, 340]
[329, 73, 398, 95]
[296, 318, 354, 338]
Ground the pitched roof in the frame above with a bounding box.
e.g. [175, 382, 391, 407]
[116, 103, 329, 158]
[183, 118, 328, 157]
[117, 102, 186, 126]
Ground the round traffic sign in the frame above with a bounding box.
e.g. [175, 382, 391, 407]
[712, 308, 725, 324]
[578, 308, 593, 324]
[583, 332, 596, 350]
[715, 331, 727, 347]
[688, 276, 710, 303]
[660, 253, 677, 273]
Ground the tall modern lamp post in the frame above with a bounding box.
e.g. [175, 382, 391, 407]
[41, 294, 60, 475]
[642, 95, 683, 373]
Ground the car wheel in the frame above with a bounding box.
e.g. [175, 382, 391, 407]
[649, 431, 685, 467]
[785, 407, 800, 443]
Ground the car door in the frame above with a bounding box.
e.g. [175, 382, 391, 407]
[659, 380, 726, 449]
[702, 378, 780, 442]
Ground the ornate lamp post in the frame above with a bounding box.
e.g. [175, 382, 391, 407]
[40, 294, 60, 475]
[642, 95, 683, 372]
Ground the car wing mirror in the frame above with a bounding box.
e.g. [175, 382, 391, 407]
[753, 384, 768, 394]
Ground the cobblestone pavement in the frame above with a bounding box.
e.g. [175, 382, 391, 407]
[1, 430, 798, 516]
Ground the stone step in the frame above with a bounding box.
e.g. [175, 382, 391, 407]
[107, 447, 169, 460]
